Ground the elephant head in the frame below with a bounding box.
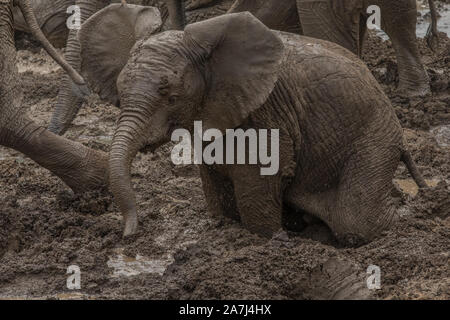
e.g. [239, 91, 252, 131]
[48, 0, 187, 136]
[79, 6, 284, 236]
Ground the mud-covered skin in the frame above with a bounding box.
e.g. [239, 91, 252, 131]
[48, 0, 439, 135]
[47, 0, 189, 136]
[77, 11, 425, 243]
[162, 0, 438, 96]
[0, 17, 447, 300]
[13, 0, 73, 48]
[0, 1, 108, 193]
[47, 0, 233, 136]
[226, 0, 434, 97]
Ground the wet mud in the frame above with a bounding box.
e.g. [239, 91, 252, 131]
[0, 1, 448, 300]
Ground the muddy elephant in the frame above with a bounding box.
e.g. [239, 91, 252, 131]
[47, 0, 440, 136]
[77, 6, 426, 242]
[12, 0, 232, 46]
[43, 0, 186, 135]
[46, 0, 235, 136]
[1, 0, 107, 193]
[204, 0, 439, 97]
[13, 0, 73, 48]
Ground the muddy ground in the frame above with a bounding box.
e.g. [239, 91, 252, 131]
[0, 2, 449, 300]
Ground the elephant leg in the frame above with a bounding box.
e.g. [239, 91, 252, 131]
[230, 166, 283, 238]
[199, 165, 240, 221]
[165, 0, 186, 30]
[229, 0, 302, 34]
[359, 13, 368, 51]
[376, 0, 430, 96]
[48, 0, 110, 135]
[296, 0, 363, 56]
[329, 142, 401, 246]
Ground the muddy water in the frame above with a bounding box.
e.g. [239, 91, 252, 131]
[395, 178, 441, 197]
[376, 2, 450, 40]
[0, 3, 449, 300]
[431, 125, 450, 148]
[107, 248, 173, 277]
[417, 4, 450, 38]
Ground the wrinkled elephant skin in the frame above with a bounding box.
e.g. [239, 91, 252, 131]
[77, 9, 426, 243]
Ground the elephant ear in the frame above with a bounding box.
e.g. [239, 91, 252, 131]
[78, 4, 162, 106]
[183, 12, 284, 132]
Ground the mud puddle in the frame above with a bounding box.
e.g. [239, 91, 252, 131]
[395, 178, 441, 197]
[0, 1, 449, 300]
[417, 7, 450, 38]
[417, 1, 450, 38]
[107, 248, 173, 277]
[431, 125, 450, 147]
[376, 1, 450, 40]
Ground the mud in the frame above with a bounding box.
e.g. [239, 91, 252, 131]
[0, 1, 448, 300]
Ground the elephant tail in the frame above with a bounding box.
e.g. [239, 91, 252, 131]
[426, 0, 439, 51]
[401, 150, 428, 189]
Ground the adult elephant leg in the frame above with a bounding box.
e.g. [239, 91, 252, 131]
[165, 0, 186, 29]
[48, 0, 110, 135]
[376, 0, 430, 96]
[296, 0, 363, 56]
[229, 0, 301, 34]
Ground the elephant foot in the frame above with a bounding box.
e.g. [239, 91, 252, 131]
[123, 213, 138, 237]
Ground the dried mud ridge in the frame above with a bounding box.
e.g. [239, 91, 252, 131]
[0, 17, 449, 299]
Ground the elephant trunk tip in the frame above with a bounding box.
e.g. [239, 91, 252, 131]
[109, 148, 140, 238]
[123, 211, 138, 237]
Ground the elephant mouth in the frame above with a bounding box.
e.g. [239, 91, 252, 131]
[140, 122, 178, 154]
[140, 132, 172, 154]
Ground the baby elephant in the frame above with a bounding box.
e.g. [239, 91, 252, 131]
[79, 5, 426, 243]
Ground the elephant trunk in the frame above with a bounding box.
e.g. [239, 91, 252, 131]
[48, 0, 110, 135]
[47, 30, 84, 135]
[109, 109, 148, 237]
[17, 0, 85, 85]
